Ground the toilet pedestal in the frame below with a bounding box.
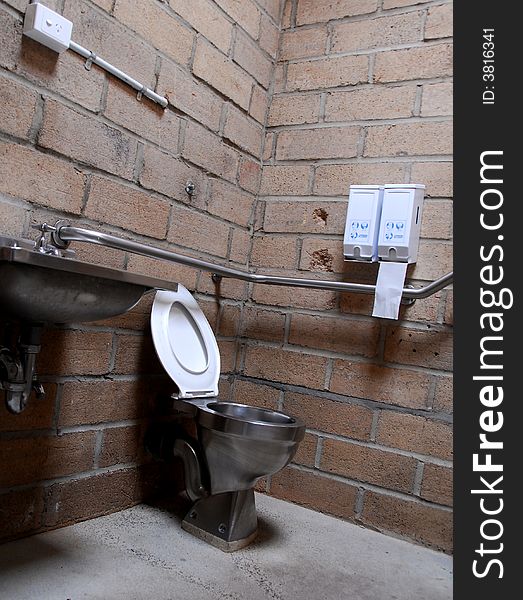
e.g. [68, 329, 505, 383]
[182, 489, 257, 552]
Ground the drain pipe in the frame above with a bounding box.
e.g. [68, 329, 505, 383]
[0, 324, 45, 414]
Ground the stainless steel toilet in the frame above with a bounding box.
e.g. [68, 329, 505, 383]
[149, 286, 305, 551]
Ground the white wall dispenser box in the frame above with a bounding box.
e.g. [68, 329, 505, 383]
[23, 2, 73, 54]
[343, 185, 384, 262]
[378, 184, 425, 263]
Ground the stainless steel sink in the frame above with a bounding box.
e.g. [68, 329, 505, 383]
[0, 235, 178, 324]
[0, 234, 178, 414]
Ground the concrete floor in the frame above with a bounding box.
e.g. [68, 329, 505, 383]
[0, 494, 452, 600]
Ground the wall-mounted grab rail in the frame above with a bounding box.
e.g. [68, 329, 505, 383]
[44, 223, 453, 300]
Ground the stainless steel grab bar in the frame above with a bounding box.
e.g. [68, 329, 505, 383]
[47, 223, 453, 300]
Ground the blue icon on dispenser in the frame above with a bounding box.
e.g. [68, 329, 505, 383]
[361, 222, 369, 230]
[396, 222, 404, 230]
[350, 231, 358, 239]
[386, 221, 394, 230]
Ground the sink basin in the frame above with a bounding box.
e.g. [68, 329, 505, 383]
[0, 236, 178, 324]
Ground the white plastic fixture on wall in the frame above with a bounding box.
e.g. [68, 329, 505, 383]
[22, 2, 168, 108]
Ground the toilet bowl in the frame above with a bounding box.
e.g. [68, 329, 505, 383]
[149, 286, 305, 551]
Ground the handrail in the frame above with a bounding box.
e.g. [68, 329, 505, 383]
[46, 223, 453, 300]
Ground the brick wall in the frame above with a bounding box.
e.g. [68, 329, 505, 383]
[244, 0, 453, 553]
[0, 0, 453, 553]
[0, 0, 277, 541]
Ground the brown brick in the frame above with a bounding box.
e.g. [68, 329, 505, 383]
[234, 30, 273, 89]
[421, 463, 453, 506]
[321, 438, 417, 492]
[314, 162, 406, 196]
[289, 313, 381, 357]
[252, 281, 338, 311]
[292, 433, 318, 467]
[0, 75, 38, 139]
[127, 253, 198, 291]
[377, 411, 452, 460]
[374, 44, 453, 83]
[399, 291, 443, 323]
[361, 490, 452, 552]
[332, 12, 422, 53]
[43, 465, 161, 529]
[170, 0, 233, 53]
[384, 326, 452, 370]
[433, 375, 452, 413]
[113, 334, 164, 375]
[410, 162, 453, 197]
[0, 200, 28, 237]
[383, 0, 431, 8]
[411, 240, 453, 280]
[208, 179, 255, 226]
[0, 383, 55, 432]
[198, 272, 249, 300]
[257, 0, 281, 21]
[239, 156, 262, 194]
[299, 237, 346, 273]
[260, 165, 312, 196]
[251, 235, 297, 268]
[281, 0, 292, 28]
[86, 177, 170, 239]
[240, 306, 287, 342]
[268, 93, 320, 126]
[281, 27, 327, 61]
[297, 0, 378, 25]
[284, 391, 373, 440]
[182, 120, 239, 182]
[364, 121, 452, 157]
[229, 227, 252, 264]
[193, 40, 253, 110]
[218, 303, 241, 337]
[0, 432, 95, 487]
[249, 84, 270, 124]
[273, 63, 286, 93]
[63, 1, 156, 85]
[0, 142, 85, 214]
[114, 0, 193, 65]
[218, 339, 238, 373]
[74, 242, 126, 270]
[263, 200, 347, 234]
[98, 425, 144, 468]
[104, 81, 181, 154]
[421, 82, 453, 117]
[38, 330, 112, 376]
[0, 487, 44, 542]
[39, 100, 137, 179]
[1, 11, 104, 112]
[232, 379, 280, 410]
[140, 145, 208, 208]
[420, 200, 453, 239]
[425, 3, 453, 40]
[167, 205, 231, 258]
[158, 60, 222, 132]
[90, 0, 113, 11]
[5, 0, 57, 9]
[243, 345, 328, 388]
[215, 0, 261, 38]
[330, 360, 431, 409]
[259, 14, 280, 59]
[59, 379, 156, 427]
[287, 55, 369, 91]
[277, 126, 360, 160]
[325, 85, 416, 122]
[223, 106, 264, 157]
[444, 290, 453, 326]
[271, 466, 358, 519]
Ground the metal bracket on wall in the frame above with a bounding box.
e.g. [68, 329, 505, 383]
[40, 222, 453, 302]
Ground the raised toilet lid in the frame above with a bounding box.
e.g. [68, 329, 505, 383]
[151, 285, 220, 398]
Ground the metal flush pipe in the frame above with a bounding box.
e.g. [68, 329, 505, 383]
[47, 223, 453, 300]
[68, 41, 168, 108]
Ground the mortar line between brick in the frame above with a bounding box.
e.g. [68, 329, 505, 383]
[287, 463, 452, 511]
[413, 461, 425, 496]
[234, 375, 453, 421]
[426, 377, 437, 411]
[370, 410, 380, 442]
[27, 94, 44, 144]
[314, 436, 324, 469]
[323, 359, 334, 390]
[354, 487, 365, 518]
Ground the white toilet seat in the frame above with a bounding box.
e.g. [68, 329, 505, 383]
[151, 285, 220, 398]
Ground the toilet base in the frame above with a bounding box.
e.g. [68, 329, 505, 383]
[181, 489, 258, 552]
